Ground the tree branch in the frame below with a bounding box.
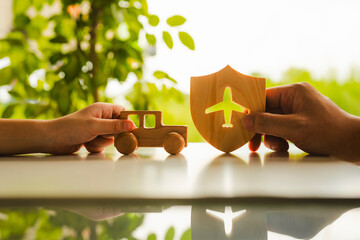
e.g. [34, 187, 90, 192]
[89, 4, 99, 102]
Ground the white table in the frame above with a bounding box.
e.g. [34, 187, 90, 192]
[1, 143, 360, 240]
[0, 143, 359, 201]
[0, 143, 360, 202]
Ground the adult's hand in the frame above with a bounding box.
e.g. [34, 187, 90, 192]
[241, 82, 360, 160]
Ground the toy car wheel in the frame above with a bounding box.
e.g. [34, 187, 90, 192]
[163, 132, 185, 155]
[115, 132, 138, 155]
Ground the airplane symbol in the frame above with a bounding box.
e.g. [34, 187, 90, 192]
[205, 87, 249, 128]
[206, 206, 247, 236]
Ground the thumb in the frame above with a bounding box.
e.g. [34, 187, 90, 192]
[241, 112, 299, 140]
[92, 119, 136, 135]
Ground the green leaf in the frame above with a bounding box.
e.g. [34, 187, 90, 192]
[167, 15, 187, 27]
[24, 84, 38, 98]
[153, 71, 176, 83]
[179, 32, 195, 50]
[50, 35, 68, 44]
[13, 0, 31, 15]
[24, 102, 49, 118]
[162, 31, 173, 49]
[114, 64, 129, 82]
[53, 82, 71, 115]
[146, 33, 156, 45]
[0, 67, 13, 86]
[2, 104, 17, 118]
[32, 0, 44, 11]
[148, 15, 160, 26]
[74, 78, 88, 101]
[8, 90, 22, 99]
[14, 14, 30, 28]
[58, 88, 70, 115]
[49, 52, 64, 64]
[140, 0, 149, 13]
[147, 233, 157, 240]
[54, 18, 75, 39]
[169, 87, 185, 103]
[62, 54, 80, 83]
[180, 228, 191, 240]
[165, 226, 175, 240]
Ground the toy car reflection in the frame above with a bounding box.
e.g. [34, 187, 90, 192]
[114, 111, 187, 155]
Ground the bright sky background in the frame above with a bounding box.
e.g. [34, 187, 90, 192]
[145, 0, 360, 93]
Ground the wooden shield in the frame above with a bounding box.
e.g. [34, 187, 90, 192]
[190, 65, 266, 153]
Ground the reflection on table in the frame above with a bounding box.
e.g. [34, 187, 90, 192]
[0, 201, 358, 239]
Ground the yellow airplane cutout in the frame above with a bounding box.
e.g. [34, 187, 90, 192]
[205, 87, 249, 128]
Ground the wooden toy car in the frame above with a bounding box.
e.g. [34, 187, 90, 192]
[114, 111, 188, 155]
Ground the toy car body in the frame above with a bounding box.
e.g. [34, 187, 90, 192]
[114, 111, 187, 155]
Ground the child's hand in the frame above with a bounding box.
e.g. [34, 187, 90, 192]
[48, 103, 135, 154]
[242, 82, 360, 160]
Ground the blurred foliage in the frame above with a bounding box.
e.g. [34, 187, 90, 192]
[146, 226, 191, 240]
[0, 208, 144, 239]
[0, 0, 194, 118]
[0, 208, 192, 240]
[146, 227, 191, 240]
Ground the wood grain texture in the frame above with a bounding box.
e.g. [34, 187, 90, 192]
[163, 132, 185, 155]
[190, 65, 266, 153]
[114, 132, 138, 155]
[114, 111, 187, 154]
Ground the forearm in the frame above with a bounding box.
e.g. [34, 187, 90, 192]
[0, 119, 52, 155]
[335, 115, 360, 161]
[348, 116, 360, 159]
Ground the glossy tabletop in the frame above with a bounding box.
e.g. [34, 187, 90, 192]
[1, 143, 360, 239]
[0, 143, 359, 201]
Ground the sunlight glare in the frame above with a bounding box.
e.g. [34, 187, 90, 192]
[206, 206, 247, 236]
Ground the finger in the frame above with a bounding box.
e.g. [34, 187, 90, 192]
[264, 135, 289, 152]
[85, 136, 114, 153]
[107, 104, 125, 119]
[241, 112, 300, 140]
[248, 133, 262, 152]
[266, 107, 283, 114]
[100, 134, 116, 138]
[88, 103, 126, 119]
[265, 86, 286, 109]
[92, 119, 136, 135]
[264, 151, 290, 161]
[266, 85, 296, 114]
